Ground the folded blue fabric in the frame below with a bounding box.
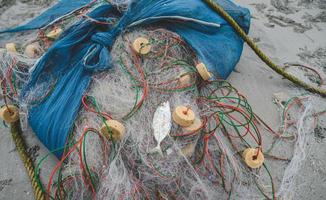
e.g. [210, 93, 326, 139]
[20, 4, 120, 157]
[16, 0, 250, 158]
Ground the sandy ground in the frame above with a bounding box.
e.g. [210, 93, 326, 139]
[0, 0, 325, 199]
[230, 1, 326, 199]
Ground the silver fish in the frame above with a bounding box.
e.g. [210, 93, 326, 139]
[150, 101, 171, 156]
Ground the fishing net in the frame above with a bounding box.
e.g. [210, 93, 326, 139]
[0, 1, 325, 200]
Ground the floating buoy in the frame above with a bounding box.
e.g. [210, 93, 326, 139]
[242, 148, 264, 169]
[196, 63, 212, 81]
[5, 43, 17, 53]
[100, 120, 125, 141]
[133, 37, 151, 55]
[179, 74, 192, 87]
[184, 117, 202, 132]
[172, 106, 195, 127]
[0, 105, 19, 123]
[46, 28, 63, 39]
[25, 43, 42, 58]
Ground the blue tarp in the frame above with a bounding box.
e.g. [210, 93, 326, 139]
[3, 0, 250, 158]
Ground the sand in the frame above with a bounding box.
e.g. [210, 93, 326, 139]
[0, 0, 325, 199]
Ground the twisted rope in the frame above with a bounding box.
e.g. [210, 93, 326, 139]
[203, 0, 326, 97]
[10, 121, 45, 200]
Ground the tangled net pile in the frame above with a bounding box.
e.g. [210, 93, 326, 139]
[1, 1, 326, 200]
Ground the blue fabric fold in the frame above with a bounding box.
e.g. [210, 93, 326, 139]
[0, 0, 94, 34]
[22, 4, 120, 157]
[20, 0, 250, 158]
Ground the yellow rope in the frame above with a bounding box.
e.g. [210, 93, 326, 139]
[202, 0, 326, 97]
[10, 121, 45, 200]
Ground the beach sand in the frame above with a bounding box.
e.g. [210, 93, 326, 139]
[0, 0, 325, 199]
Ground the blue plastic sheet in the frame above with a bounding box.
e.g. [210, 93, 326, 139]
[15, 0, 250, 157]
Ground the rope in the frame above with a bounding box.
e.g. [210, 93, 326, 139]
[202, 0, 326, 97]
[10, 120, 45, 200]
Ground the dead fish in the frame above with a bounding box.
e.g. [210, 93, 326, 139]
[150, 101, 171, 156]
